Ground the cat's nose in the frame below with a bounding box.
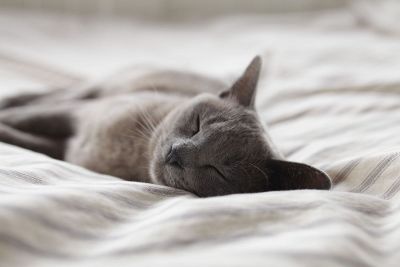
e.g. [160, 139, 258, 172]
[166, 144, 184, 168]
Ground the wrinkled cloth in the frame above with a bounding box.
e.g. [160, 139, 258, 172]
[1, 6, 400, 267]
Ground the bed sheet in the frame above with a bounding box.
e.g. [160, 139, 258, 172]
[1, 6, 400, 267]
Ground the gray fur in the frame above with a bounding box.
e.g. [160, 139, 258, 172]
[0, 56, 331, 197]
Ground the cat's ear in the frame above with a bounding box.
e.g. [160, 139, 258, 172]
[267, 159, 331, 190]
[219, 55, 262, 108]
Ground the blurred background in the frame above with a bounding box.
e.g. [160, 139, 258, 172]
[0, 0, 399, 99]
[0, 0, 349, 20]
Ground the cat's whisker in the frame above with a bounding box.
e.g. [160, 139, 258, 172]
[127, 106, 155, 138]
[142, 108, 157, 132]
[123, 110, 154, 142]
[124, 113, 150, 138]
[138, 115, 153, 134]
[136, 103, 157, 133]
[118, 133, 141, 144]
[138, 113, 152, 133]
[119, 128, 148, 141]
[126, 127, 148, 141]
[143, 99, 159, 132]
[126, 109, 147, 133]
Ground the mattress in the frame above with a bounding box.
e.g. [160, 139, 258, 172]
[1, 5, 400, 267]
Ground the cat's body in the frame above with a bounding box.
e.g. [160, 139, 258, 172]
[1, 69, 224, 181]
[67, 70, 225, 182]
[0, 57, 331, 196]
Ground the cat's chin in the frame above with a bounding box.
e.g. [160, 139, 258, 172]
[149, 156, 179, 188]
[152, 163, 192, 194]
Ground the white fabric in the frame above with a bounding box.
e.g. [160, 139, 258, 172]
[1, 6, 400, 267]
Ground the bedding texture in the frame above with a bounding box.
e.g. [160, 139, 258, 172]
[1, 5, 400, 267]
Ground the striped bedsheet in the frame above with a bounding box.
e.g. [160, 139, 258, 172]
[1, 6, 400, 267]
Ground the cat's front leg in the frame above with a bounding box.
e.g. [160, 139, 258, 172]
[0, 103, 79, 158]
[0, 91, 50, 110]
[0, 123, 65, 159]
[0, 104, 77, 139]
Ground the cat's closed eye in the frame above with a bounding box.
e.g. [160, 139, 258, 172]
[191, 114, 201, 136]
[205, 164, 226, 180]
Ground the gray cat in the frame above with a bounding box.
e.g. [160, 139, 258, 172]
[0, 56, 331, 196]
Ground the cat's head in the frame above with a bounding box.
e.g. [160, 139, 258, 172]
[149, 56, 331, 197]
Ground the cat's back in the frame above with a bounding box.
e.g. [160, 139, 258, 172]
[94, 66, 228, 97]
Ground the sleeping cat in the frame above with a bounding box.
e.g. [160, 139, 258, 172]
[0, 56, 331, 196]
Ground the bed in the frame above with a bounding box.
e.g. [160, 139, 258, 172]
[1, 3, 400, 267]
